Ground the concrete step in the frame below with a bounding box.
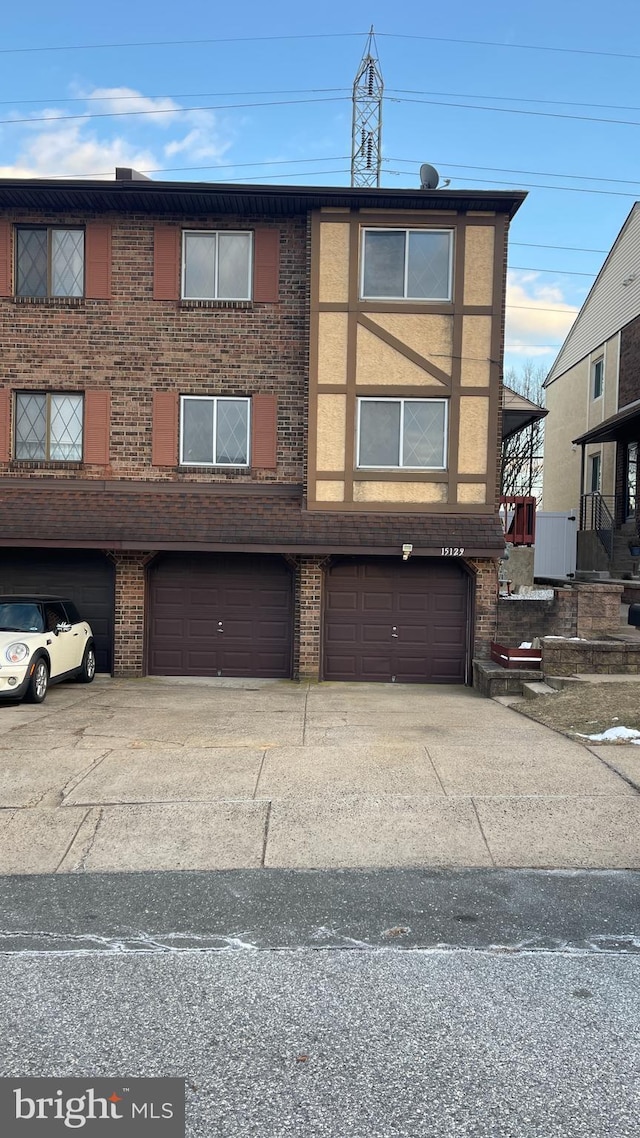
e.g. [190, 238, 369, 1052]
[544, 675, 588, 691]
[521, 681, 560, 699]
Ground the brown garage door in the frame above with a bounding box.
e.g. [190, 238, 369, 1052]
[148, 553, 293, 678]
[0, 549, 115, 673]
[324, 557, 470, 684]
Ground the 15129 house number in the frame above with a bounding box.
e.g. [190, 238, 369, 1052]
[441, 547, 465, 556]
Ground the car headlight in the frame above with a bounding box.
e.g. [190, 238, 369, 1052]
[5, 643, 30, 664]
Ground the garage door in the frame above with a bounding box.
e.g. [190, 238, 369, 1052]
[0, 549, 115, 673]
[148, 553, 293, 678]
[324, 557, 470, 684]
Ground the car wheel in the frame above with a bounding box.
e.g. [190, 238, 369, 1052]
[78, 644, 96, 684]
[25, 657, 49, 704]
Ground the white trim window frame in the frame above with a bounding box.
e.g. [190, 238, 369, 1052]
[588, 451, 602, 494]
[360, 227, 454, 301]
[356, 397, 448, 470]
[180, 395, 251, 467]
[181, 230, 253, 301]
[591, 357, 604, 400]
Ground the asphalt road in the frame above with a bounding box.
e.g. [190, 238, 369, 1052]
[1, 869, 639, 1137]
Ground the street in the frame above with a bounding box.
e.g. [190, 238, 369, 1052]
[1, 869, 639, 1136]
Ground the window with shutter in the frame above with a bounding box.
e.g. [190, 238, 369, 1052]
[251, 394, 278, 470]
[152, 391, 179, 465]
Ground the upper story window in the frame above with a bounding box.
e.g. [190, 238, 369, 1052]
[182, 231, 253, 300]
[592, 357, 604, 400]
[361, 228, 453, 301]
[15, 392, 83, 461]
[357, 398, 447, 469]
[180, 395, 250, 466]
[16, 227, 84, 298]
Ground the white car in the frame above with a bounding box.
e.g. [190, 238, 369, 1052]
[0, 596, 96, 704]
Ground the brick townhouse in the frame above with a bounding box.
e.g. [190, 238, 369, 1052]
[0, 173, 525, 684]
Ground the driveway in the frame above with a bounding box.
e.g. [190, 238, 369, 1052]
[0, 677, 638, 873]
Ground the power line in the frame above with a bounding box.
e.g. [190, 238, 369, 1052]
[383, 168, 638, 199]
[389, 94, 640, 130]
[388, 157, 640, 189]
[377, 31, 640, 63]
[506, 304, 578, 315]
[60, 156, 350, 179]
[0, 87, 350, 108]
[511, 242, 607, 254]
[509, 266, 594, 277]
[0, 31, 365, 56]
[0, 94, 349, 129]
[0, 27, 635, 63]
[388, 87, 640, 115]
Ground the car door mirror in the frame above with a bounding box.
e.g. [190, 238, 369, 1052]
[56, 622, 72, 634]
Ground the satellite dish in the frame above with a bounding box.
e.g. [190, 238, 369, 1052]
[419, 163, 439, 190]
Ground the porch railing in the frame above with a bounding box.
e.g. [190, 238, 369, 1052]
[499, 496, 536, 546]
[579, 493, 616, 561]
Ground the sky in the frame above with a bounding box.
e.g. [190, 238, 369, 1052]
[1, 0, 639, 377]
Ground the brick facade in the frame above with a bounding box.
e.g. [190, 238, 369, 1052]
[295, 557, 325, 681]
[0, 180, 523, 688]
[468, 558, 499, 660]
[111, 551, 155, 677]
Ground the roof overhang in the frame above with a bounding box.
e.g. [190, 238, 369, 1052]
[501, 385, 548, 441]
[572, 399, 640, 445]
[0, 177, 526, 218]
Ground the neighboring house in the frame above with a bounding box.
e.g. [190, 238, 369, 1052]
[543, 203, 640, 574]
[0, 172, 524, 684]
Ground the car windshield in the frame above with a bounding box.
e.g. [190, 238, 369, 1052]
[0, 603, 45, 633]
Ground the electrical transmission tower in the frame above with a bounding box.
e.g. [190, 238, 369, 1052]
[351, 27, 383, 188]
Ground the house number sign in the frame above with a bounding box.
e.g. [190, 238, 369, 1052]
[441, 547, 465, 556]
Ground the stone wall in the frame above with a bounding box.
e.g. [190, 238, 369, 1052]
[496, 582, 623, 646]
[543, 638, 640, 675]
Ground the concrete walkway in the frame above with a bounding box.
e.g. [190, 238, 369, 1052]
[0, 677, 638, 873]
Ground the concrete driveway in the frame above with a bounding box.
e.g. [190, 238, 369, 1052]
[0, 677, 638, 874]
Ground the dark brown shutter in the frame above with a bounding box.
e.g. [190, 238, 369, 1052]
[83, 390, 111, 465]
[0, 387, 10, 462]
[154, 227, 180, 300]
[0, 221, 11, 297]
[85, 223, 112, 299]
[253, 228, 280, 303]
[251, 394, 278, 470]
[152, 391, 179, 465]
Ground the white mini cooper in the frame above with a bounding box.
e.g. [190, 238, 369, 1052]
[0, 596, 96, 704]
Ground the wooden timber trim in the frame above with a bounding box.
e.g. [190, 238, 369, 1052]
[344, 215, 360, 504]
[448, 216, 466, 504]
[357, 313, 452, 387]
[0, 537, 503, 556]
[307, 210, 323, 505]
[488, 212, 509, 510]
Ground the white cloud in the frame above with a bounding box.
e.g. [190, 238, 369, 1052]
[505, 271, 579, 356]
[0, 86, 231, 179]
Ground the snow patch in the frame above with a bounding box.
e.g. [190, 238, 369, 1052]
[500, 589, 554, 601]
[576, 726, 640, 744]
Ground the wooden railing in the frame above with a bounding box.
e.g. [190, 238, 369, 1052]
[500, 496, 537, 546]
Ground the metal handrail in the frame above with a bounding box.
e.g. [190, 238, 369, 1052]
[580, 493, 615, 561]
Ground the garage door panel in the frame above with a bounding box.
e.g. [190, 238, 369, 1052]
[148, 553, 293, 678]
[324, 557, 469, 684]
[0, 549, 114, 674]
[326, 592, 358, 612]
[362, 593, 393, 612]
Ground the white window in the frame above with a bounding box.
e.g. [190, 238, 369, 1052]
[16, 227, 84, 298]
[180, 396, 250, 466]
[182, 231, 252, 300]
[357, 398, 448, 469]
[361, 228, 453, 300]
[15, 392, 84, 461]
[592, 358, 604, 400]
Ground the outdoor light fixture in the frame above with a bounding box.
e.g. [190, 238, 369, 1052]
[402, 544, 413, 561]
